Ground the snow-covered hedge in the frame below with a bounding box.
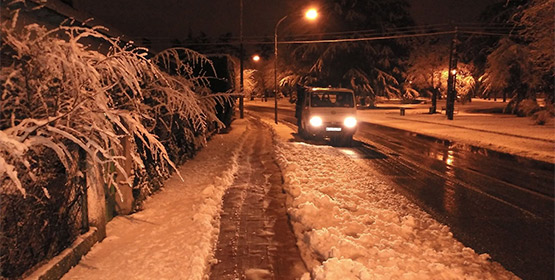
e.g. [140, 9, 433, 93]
[0, 4, 232, 278]
[0, 9, 228, 199]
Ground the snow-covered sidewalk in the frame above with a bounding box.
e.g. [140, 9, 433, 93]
[267, 119, 518, 279]
[62, 119, 248, 280]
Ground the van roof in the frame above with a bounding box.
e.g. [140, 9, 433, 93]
[308, 87, 354, 93]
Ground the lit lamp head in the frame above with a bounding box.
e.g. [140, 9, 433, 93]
[305, 8, 318, 20]
[252, 55, 260, 62]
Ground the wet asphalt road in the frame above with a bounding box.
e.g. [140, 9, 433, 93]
[354, 123, 554, 280]
[246, 103, 555, 280]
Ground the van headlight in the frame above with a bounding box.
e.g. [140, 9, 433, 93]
[309, 116, 323, 127]
[344, 117, 357, 128]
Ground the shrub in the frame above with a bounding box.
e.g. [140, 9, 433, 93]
[1, 8, 226, 199]
[1, 4, 231, 277]
[517, 99, 540, 117]
[531, 104, 554, 125]
[1, 147, 86, 278]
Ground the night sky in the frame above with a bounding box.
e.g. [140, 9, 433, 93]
[72, 0, 498, 47]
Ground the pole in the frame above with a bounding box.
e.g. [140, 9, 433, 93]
[239, 0, 244, 119]
[274, 15, 288, 124]
[446, 27, 458, 120]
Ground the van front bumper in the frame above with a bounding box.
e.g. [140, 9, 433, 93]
[306, 123, 356, 137]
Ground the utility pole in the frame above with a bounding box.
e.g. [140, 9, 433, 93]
[239, 0, 244, 119]
[446, 27, 458, 120]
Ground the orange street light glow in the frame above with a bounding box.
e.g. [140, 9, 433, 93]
[305, 8, 318, 20]
[252, 55, 260, 62]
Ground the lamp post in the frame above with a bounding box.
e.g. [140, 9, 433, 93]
[239, 0, 244, 119]
[273, 8, 318, 124]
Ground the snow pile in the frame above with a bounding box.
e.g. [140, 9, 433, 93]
[62, 120, 248, 280]
[273, 140, 519, 279]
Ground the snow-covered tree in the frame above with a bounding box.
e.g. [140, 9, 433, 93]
[243, 69, 265, 99]
[480, 0, 554, 116]
[453, 63, 477, 103]
[407, 37, 476, 108]
[481, 37, 534, 108]
[518, 0, 554, 104]
[407, 39, 449, 109]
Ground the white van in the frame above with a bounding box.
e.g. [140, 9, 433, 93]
[296, 87, 357, 146]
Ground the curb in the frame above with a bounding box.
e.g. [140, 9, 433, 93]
[24, 227, 104, 280]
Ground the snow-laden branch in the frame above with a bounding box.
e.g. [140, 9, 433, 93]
[1, 5, 232, 198]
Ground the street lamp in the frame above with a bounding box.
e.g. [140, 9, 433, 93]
[273, 8, 318, 124]
[305, 8, 318, 20]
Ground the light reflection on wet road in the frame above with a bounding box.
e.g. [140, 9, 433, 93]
[247, 104, 554, 280]
[352, 123, 554, 280]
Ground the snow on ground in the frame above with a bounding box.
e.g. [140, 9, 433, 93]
[62, 119, 248, 280]
[262, 118, 519, 280]
[61, 97, 547, 279]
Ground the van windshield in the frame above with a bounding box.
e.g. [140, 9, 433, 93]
[310, 91, 354, 108]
